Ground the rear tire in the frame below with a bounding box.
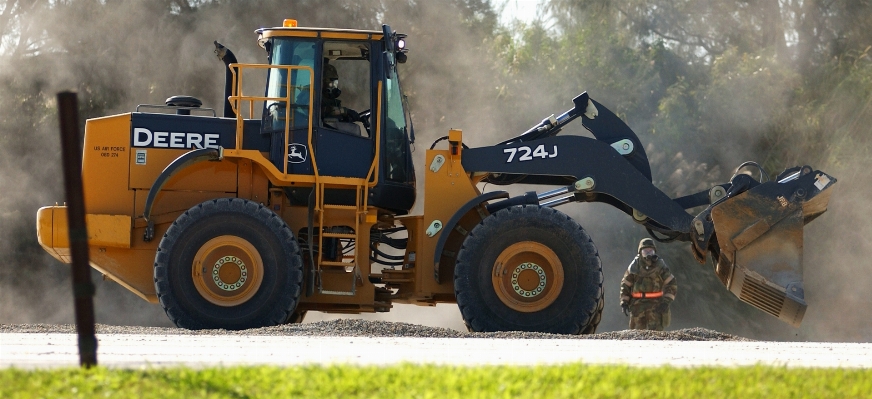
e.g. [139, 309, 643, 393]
[285, 310, 307, 324]
[454, 205, 603, 334]
[154, 198, 303, 330]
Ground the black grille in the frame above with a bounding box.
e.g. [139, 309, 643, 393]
[739, 277, 786, 317]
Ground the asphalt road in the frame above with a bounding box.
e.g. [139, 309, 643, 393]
[2, 333, 871, 369]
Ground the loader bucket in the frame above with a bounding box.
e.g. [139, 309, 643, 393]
[709, 169, 836, 327]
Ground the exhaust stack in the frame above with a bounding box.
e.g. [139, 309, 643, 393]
[214, 41, 237, 118]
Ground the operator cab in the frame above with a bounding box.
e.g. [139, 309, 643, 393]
[257, 21, 416, 214]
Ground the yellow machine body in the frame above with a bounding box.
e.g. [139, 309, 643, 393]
[36, 120, 480, 310]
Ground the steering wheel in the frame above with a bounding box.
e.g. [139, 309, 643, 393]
[267, 102, 286, 114]
[357, 109, 371, 129]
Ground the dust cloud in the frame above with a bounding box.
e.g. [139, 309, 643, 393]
[0, 0, 502, 330]
[0, 1, 232, 327]
[1, 1, 868, 342]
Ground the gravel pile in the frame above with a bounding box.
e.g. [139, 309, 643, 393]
[1, 320, 749, 341]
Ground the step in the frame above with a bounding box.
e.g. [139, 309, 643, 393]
[381, 278, 413, 284]
[323, 204, 360, 210]
[322, 232, 356, 239]
[320, 260, 357, 268]
[380, 269, 413, 276]
[319, 289, 356, 296]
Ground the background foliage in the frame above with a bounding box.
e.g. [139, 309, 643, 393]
[1, 0, 869, 341]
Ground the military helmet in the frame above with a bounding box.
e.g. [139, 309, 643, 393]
[323, 62, 339, 82]
[638, 238, 656, 254]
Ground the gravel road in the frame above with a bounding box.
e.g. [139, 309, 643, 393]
[0, 320, 748, 340]
[3, 321, 870, 369]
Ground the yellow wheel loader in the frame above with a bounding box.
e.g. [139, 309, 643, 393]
[36, 20, 836, 333]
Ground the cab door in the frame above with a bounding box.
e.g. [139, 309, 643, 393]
[312, 40, 375, 179]
[262, 37, 375, 179]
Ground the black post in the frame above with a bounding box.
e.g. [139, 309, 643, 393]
[57, 91, 98, 368]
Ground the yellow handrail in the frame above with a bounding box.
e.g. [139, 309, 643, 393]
[224, 62, 378, 225]
[227, 63, 315, 178]
[364, 80, 382, 193]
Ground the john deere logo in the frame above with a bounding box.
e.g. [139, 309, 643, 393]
[288, 143, 308, 164]
[132, 127, 220, 149]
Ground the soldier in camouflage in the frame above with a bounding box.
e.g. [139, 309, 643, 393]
[321, 60, 361, 123]
[620, 238, 677, 331]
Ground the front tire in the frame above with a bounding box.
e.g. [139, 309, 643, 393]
[154, 198, 303, 330]
[454, 205, 603, 334]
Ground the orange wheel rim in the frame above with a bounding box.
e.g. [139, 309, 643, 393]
[492, 241, 564, 312]
[192, 235, 264, 307]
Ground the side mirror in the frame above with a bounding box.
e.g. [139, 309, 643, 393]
[383, 53, 395, 78]
[382, 25, 395, 78]
[382, 25, 395, 53]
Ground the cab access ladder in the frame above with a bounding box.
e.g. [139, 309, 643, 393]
[314, 181, 367, 296]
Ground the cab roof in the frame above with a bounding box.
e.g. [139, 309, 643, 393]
[257, 26, 384, 41]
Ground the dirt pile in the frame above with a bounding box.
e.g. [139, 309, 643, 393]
[1, 321, 749, 341]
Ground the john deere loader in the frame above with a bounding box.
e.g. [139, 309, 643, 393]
[36, 20, 836, 333]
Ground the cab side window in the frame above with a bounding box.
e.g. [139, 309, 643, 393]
[265, 39, 316, 132]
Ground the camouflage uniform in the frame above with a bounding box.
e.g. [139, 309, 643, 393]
[321, 61, 359, 122]
[620, 238, 677, 331]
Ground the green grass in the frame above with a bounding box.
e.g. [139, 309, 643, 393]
[2, 364, 870, 399]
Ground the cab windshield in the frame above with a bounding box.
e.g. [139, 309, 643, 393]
[383, 69, 410, 182]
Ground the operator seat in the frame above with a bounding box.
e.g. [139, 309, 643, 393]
[324, 119, 367, 137]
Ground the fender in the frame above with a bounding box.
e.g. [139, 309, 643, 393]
[433, 190, 509, 282]
[142, 147, 224, 241]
